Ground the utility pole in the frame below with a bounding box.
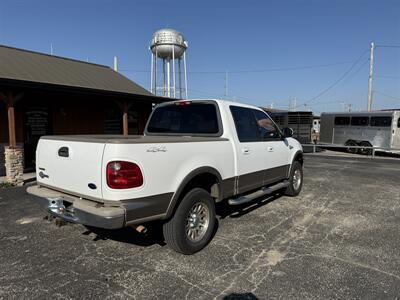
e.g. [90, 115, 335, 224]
[224, 71, 228, 98]
[347, 103, 352, 112]
[367, 42, 374, 111]
[113, 56, 119, 72]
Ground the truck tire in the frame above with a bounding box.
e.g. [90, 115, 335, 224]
[285, 161, 303, 196]
[163, 188, 216, 255]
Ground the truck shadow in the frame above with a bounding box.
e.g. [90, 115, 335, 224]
[217, 191, 283, 219]
[82, 191, 283, 248]
[82, 222, 167, 247]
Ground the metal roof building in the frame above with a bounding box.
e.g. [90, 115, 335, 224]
[0, 45, 167, 177]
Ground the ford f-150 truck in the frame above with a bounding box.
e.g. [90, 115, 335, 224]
[27, 99, 303, 254]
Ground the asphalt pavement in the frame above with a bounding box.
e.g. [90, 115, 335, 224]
[0, 155, 399, 299]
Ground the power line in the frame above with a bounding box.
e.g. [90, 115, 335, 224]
[119, 60, 358, 74]
[296, 49, 370, 108]
[374, 90, 400, 101]
[375, 75, 400, 79]
[375, 44, 400, 48]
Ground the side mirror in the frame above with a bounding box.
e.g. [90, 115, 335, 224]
[283, 127, 294, 138]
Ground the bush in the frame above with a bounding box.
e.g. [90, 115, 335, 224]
[0, 181, 15, 189]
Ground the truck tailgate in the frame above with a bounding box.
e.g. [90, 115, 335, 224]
[36, 138, 105, 201]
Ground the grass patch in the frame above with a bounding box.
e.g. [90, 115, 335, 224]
[0, 181, 15, 189]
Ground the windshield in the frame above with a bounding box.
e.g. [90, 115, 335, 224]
[146, 102, 220, 135]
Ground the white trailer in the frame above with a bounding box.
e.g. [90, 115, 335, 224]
[320, 110, 400, 154]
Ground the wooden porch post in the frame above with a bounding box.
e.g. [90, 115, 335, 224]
[123, 101, 128, 136]
[1, 90, 24, 185]
[0, 91, 19, 147]
[115, 100, 133, 136]
[7, 92, 17, 147]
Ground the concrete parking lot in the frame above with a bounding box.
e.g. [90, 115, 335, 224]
[0, 155, 399, 299]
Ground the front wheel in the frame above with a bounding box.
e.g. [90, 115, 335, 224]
[163, 188, 216, 255]
[285, 161, 303, 196]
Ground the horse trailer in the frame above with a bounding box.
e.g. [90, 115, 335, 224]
[320, 110, 400, 154]
[264, 110, 313, 144]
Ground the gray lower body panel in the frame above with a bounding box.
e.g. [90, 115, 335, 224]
[26, 185, 172, 229]
[237, 165, 289, 195]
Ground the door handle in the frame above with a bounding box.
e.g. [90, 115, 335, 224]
[242, 148, 251, 154]
[267, 146, 274, 152]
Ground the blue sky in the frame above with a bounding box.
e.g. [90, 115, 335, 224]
[0, 0, 399, 113]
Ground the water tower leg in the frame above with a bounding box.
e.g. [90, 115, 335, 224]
[178, 58, 182, 99]
[183, 52, 188, 99]
[150, 52, 154, 94]
[167, 59, 171, 97]
[155, 47, 158, 96]
[163, 59, 166, 96]
[172, 46, 176, 98]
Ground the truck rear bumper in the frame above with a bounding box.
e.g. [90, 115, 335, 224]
[26, 185, 125, 229]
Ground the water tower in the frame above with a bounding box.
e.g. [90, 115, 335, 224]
[150, 28, 188, 98]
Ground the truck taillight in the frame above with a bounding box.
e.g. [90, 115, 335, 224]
[106, 161, 143, 189]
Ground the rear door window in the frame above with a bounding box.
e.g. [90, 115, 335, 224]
[370, 116, 392, 127]
[230, 106, 261, 142]
[351, 117, 369, 126]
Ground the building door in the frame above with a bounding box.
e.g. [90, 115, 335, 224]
[24, 107, 52, 169]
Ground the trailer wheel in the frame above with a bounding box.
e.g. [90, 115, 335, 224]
[358, 141, 372, 155]
[345, 140, 358, 154]
[163, 188, 216, 255]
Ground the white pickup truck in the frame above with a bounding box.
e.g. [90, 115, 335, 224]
[28, 99, 303, 254]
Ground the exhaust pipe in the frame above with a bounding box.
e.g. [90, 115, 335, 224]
[130, 224, 147, 234]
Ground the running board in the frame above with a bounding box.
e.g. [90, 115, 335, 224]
[228, 180, 289, 206]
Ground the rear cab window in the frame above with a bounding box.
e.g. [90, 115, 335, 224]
[146, 101, 222, 136]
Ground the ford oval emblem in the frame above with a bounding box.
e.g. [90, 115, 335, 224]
[88, 183, 97, 190]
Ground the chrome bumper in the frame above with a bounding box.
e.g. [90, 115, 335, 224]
[27, 185, 125, 229]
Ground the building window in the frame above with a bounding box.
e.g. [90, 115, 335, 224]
[398, 118, 400, 128]
[334, 116, 350, 126]
[351, 116, 369, 126]
[370, 116, 392, 127]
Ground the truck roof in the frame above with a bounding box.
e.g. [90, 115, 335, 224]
[169, 98, 265, 111]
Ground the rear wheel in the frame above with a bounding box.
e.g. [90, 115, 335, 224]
[285, 161, 303, 196]
[163, 188, 216, 255]
[358, 141, 372, 155]
[345, 140, 358, 154]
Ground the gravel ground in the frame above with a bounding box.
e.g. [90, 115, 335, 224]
[0, 154, 399, 299]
